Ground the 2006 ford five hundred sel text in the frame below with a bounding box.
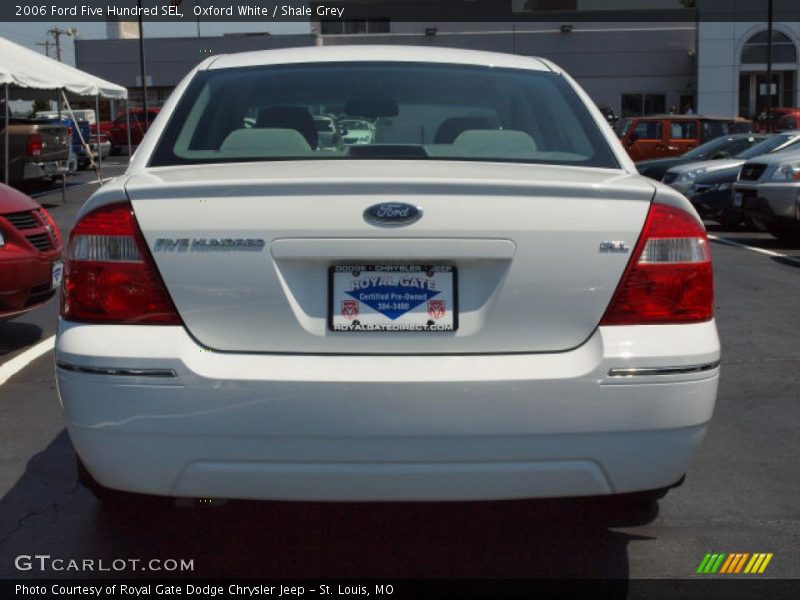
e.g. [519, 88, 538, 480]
[55, 46, 720, 505]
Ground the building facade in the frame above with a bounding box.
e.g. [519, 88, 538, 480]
[698, 22, 799, 118]
[73, 1, 800, 120]
[74, 33, 317, 108]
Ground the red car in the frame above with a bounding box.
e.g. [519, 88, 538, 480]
[0, 183, 63, 319]
[754, 107, 800, 132]
[94, 108, 160, 155]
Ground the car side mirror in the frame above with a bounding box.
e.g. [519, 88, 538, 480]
[339, 128, 348, 136]
[628, 133, 639, 144]
[711, 151, 731, 159]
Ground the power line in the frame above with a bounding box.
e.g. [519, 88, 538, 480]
[36, 40, 52, 57]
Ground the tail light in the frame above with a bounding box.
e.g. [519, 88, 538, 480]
[25, 134, 43, 158]
[601, 202, 713, 325]
[61, 202, 181, 325]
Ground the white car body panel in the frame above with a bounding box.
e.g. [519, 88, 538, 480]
[57, 320, 718, 500]
[57, 46, 719, 501]
[126, 161, 654, 354]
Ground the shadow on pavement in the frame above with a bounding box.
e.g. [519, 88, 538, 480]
[1, 432, 658, 582]
[0, 322, 44, 356]
[771, 255, 800, 268]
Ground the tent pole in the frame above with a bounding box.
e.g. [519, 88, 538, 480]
[125, 98, 132, 157]
[61, 90, 94, 178]
[95, 94, 102, 180]
[57, 89, 66, 203]
[3, 84, 9, 185]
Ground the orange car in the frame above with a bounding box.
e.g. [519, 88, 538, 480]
[618, 115, 752, 162]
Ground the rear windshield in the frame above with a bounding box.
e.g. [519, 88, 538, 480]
[684, 135, 764, 160]
[150, 62, 618, 168]
[736, 134, 799, 159]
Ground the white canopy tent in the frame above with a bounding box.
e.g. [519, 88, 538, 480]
[0, 36, 129, 188]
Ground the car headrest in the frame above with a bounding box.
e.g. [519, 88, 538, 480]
[220, 128, 313, 156]
[451, 129, 538, 157]
[434, 116, 501, 144]
[256, 106, 318, 149]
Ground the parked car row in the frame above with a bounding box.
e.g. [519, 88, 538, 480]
[637, 128, 800, 238]
[617, 115, 753, 162]
[313, 114, 377, 150]
[619, 109, 800, 163]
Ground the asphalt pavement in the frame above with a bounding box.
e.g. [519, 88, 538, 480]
[0, 162, 798, 580]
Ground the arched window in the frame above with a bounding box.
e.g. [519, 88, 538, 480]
[741, 30, 797, 64]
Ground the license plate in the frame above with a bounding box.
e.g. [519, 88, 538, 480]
[733, 192, 743, 207]
[329, 265, 456, 332]
[51, 260, 63, 289]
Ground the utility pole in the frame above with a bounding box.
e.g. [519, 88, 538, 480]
[36, 40, 52, 57]
[47, 27, 78, 62]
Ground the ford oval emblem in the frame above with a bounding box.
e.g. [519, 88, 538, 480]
[363, 202, 423, 227]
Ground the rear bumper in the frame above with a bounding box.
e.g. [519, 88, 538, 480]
[757, 183, 800, 222]
[56, 321, 720, 501]
[736, 182, 800, 224]
[23, 159, 68, 180]
[0, 250, 60, 316]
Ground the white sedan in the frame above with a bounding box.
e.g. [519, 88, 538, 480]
[56, 46, 719, 505]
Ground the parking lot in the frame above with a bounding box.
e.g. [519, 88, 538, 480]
[0, 157, 798, 580]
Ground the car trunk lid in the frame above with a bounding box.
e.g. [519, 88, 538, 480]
[126, 161, 654, 354]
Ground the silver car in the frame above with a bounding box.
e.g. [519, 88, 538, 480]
[734, 150, 800, 241]
[663, 131, 800, 194]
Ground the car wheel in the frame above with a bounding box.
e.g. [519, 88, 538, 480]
[717, 207, 743, 230]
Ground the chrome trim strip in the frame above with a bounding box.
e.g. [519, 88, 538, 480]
[607, 361, 720, 378]
[56, 362, 177, 378]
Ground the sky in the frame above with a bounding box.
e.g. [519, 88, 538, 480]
[0, 21, 309, 66]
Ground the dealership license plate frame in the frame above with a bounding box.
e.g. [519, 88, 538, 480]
[329, 264, 458, 333]
[51, 260, 63, 290]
